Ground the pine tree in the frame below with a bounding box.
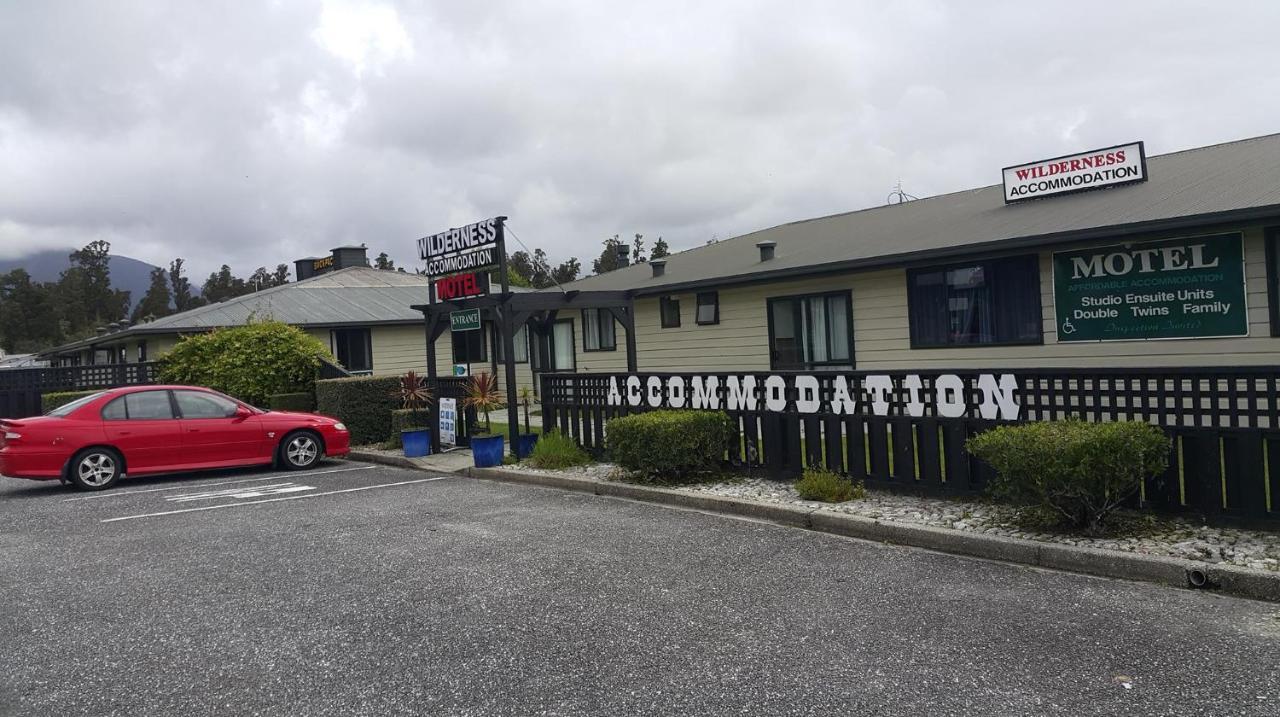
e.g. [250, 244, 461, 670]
[0, 269, 61, 352]
[651, 237, 670, 259]
[374, 252, 396, 270]
[592, 235, 624, 275]
[169, 258, 205, 311]
[202, 265, 249, 303]
[131, 267, 173, 323]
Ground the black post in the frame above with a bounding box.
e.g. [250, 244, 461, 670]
[496, 216, 520, 454]
[424, 304, 441, 454]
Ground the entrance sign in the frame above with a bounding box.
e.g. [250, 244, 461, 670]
[605, 372, 1020, 421]
[1003, 142, 1146, 203]
[432, 272, 489, 302]
[1052, 233, 1247, 342]
[439, 398, 457, 445]
[450, 309, 481, 332]
[419, 217, 501, 277]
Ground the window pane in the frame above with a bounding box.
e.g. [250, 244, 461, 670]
[125, 391, 173, 420]
[333, 329, 371, 372]
[661, 297, 680, 327]
[514, 324, 529, 362]
[100, 396, 127, 420]
[600, 311, 616, 349]
[583, 309, 600, 350]
[908, 256, 1040, 347]
[175, 390, 238, 419]
[807, 297, 829, 363]
[552, 322, 574, 370]
[696, 292, 718, 324]
[770, 299, 802, 368]
[826, 295, 850, 361]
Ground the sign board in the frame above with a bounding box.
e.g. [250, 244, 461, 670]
[418, 217, 502, 278]
[452, 364, 469, 377]
[439, 398, 457, 445]
[312, 256, 335, 272]
[1003, 142, 1146, 203]
[1052, 233, 1247, 342]
[450, 309, 481, 332]
[432, 271, 489, 302]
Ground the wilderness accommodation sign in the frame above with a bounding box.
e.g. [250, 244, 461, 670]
[604, 373, 1020, 421]
[1002, 142, 1146, 203]
[1052, 233, 1247, 342]
[418, 217, 502, 278]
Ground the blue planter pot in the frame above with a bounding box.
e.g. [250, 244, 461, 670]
[471, 435, 505, 467]
[402, 429, 432, 458]
[516, 433, 539, 459]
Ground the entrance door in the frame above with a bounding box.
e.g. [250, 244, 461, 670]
[531, 319, 576, 389]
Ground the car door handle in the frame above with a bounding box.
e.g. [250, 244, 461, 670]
[187, 428, 200, 433]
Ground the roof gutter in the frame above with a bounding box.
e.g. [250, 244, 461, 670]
[628, 203, 1280, 297]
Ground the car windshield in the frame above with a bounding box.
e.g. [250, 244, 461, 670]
[46, 391, 107, 417]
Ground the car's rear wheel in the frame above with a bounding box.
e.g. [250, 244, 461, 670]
[68, 448, 122, 491]
[279, 431, 322, 470]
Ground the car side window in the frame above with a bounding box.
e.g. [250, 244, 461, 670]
[101, 396, 128, 421]
[174, 391, 239, 419]
[124, 391, 175, 420]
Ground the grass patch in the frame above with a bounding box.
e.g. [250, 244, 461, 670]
[525, 430, 592, 470]
[795, 468, 865, 503]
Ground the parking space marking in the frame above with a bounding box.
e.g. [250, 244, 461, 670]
[62, 465, 375, 502]
[166, 483, 315, 502]
[101, 476, 451, 523]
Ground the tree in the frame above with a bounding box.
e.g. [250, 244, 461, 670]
[271, 264, 290, 286]
[550, 257, 581, 285]
[631, 233, 647, 264]
[169, 258, 205, 311]
[0, 269, 61, 352]
[592, 235, 624, 275]
[131, 267, 172, 323]
[374, 252, 396, 270]
[202, 265, 249, 303]
[58, 241, 130, 333]
[651, 237, 670, 260]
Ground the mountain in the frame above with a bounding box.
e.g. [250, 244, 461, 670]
[0, 250, 161, 310]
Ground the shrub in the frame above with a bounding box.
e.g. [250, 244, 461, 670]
[606, 410, 735, 481]
[156, 320, 332, 406]
[967, 419, 1170, 535]
[41, 390, 100, 413]
[462, 371, 503, 435]
[796, 468, 865, 503]
[526, 430, 591, 469]
[388, 408, 432, 448]
[315, 375, 401, 445]
[267, 392, 315, 412]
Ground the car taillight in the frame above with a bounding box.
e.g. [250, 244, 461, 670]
[2, 431, 19, 443]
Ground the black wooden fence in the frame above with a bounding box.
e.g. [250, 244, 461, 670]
[540, 368, 1280, 523]
[0, 363, 160, 418]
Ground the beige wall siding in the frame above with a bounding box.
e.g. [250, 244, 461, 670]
[624, 223, 1280, 372]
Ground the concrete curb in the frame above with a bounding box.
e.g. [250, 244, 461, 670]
[464, 466, 1280, 603]
[346, 450, 422, 471]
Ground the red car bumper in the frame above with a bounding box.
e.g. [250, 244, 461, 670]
[323, 428, 351, 457]
[0, 448, 66, 480]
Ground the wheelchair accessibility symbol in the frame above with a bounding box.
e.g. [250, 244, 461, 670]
[1060, 319, 1076, 335]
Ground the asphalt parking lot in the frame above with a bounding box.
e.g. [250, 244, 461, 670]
[1, 461, 1277, 716]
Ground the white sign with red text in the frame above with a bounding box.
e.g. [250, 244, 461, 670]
[1003, 142, 1146, 203]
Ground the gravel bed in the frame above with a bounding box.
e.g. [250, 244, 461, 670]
[496, 464, 1280, 572]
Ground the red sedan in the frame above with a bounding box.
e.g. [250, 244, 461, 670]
[0, 385, 350, 490]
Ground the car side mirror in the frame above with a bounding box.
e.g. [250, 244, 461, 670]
[234, 406, 253, 419]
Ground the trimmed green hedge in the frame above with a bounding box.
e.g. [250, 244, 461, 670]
[967, 419, 1170, 535]
[315, 375, 401, 446]
[605, 410, 735, 481]
[41, 390, 101, 413]
[389, 408, 431, 448]
[267, 392, 315, 412]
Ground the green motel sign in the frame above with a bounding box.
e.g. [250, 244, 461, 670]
[450, 308, 482, 332]
[1052, 233, 1248, 342]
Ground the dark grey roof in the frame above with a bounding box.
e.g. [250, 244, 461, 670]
[42, 266, 533, 354]
[562, 133, 1280, 294]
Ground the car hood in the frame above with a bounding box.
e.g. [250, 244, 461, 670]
[261, 410, 340, 424]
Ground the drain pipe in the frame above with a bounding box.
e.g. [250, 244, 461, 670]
[1186, 568, 1211, 589]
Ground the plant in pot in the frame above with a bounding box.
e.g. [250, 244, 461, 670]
[515, 386, 539, 459]
[393, 371, 434, 458]
[463, 371, 506, 467]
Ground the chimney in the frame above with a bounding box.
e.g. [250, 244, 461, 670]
[330, 245, 369, 270]
[295, 257, 321, 281]
[756, 240, 776, 262]
[615, 243, 630, 268]
[95, 326, 108, 336]
[650, 259, 667, 278]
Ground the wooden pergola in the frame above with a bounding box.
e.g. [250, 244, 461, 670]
[412, 289, 636, 453]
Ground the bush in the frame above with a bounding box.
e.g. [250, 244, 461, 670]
[606, 410, 735, 481]
[267, 392, 315, 412]
[388, 408, 431, 448]
[41, 390, 100, 413]
[156, 320, 333, 406]
[796, 468, 865, 503]
[967, 419, 1170, 535]
[526, 430, 591, 469]
[315, 375, 401, 446]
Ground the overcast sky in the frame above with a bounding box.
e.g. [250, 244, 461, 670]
[2, 1, 1279, 279]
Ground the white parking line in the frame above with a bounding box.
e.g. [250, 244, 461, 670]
[63, 466, 375, 502]
[101, 476, 451, 523]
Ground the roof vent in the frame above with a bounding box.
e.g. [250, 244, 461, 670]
[757, 240, 776, 262]
[615, 243, 630, 268]
[650, 259, 667, 278]
[107, 322, 121, 333]
[95, 326, 108, 336]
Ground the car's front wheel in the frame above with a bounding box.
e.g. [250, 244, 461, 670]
[68, 448, 122, 491]
[279, 431, 322, 470]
